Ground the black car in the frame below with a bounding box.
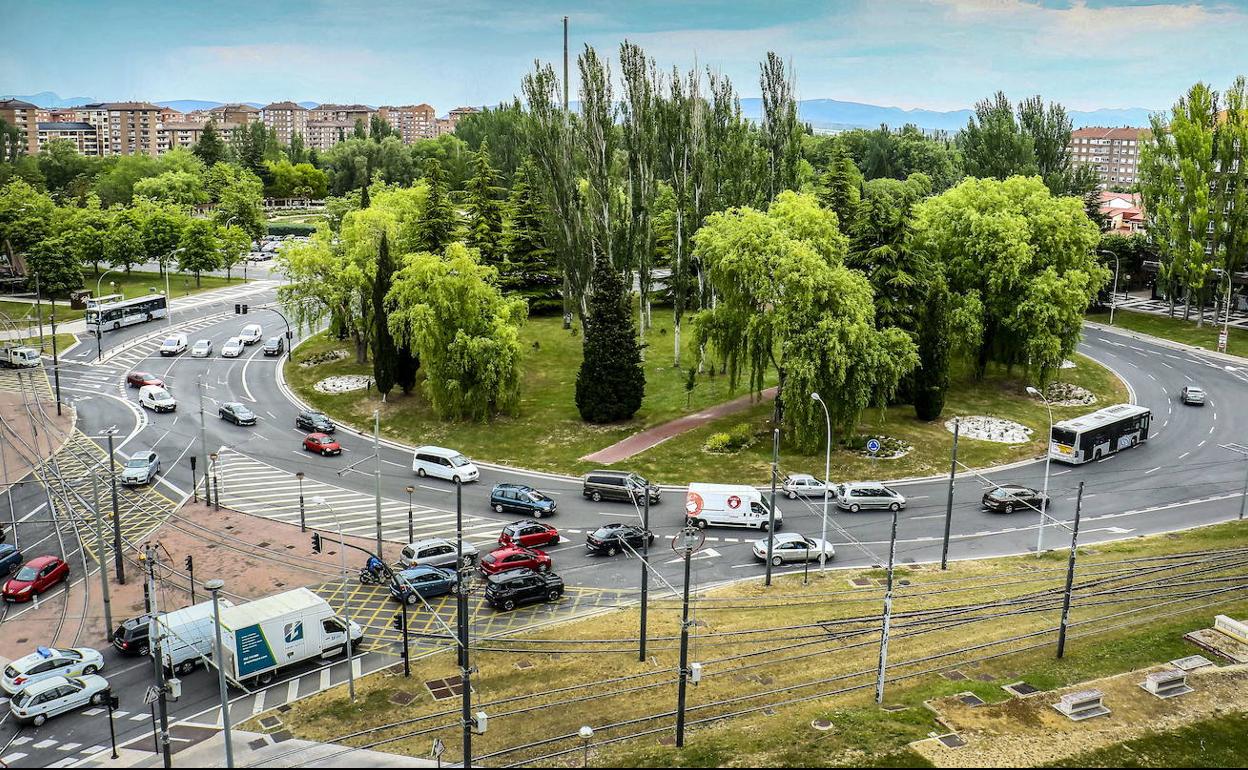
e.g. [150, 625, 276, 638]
[483, 568, 564, 612]
[295, 410, 335, 434]
[581, 471, 661, 505]
[112, 614, 152, 656]
[262, 336, 285, 356]
[982, 485, 1048, 513]
[218, 402, 257, 426]
[586, 523, 654, 556]
[0, 544, 22, 575]
[490, 483, 557, 517]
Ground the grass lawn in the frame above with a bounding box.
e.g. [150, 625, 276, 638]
[1050, 711, 1248, 767]
[251, 519, 1248, 768]
[2, 332, 78, 355]
[86, 268, 246, 301]
[0, 300, 85, 324]
[1087, 306, 1248, 358]
[288, 314, 1126, 484]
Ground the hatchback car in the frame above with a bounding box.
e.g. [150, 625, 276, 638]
[303, 432, 341, 456]
[489, 483, 557, 517]
[9, 675, 110, 726]
[499, 520, 561, 549]
[479, 545, 552, 575]
[982, 485, 1048, 513]
[586, 523, 654, 556]
[126, 371, 164, 389]
[221, 337, 245, 358]
[752, 532, 835, 566]
[219, 402, 258, 426]
[190, 339, 213, 358]
[295, 410, 336, 433]
[112, 615, 152, 656]
[1180, 386, 1206, 406]
[0, 544, 24, 575]
[389, 565, 458, 605]
[483, 568, 564, 612]
[834, 483, 907, 513]
[783, 474, 832, 500]
[3, 556, 69, 602]
[400, 537, 479, 569]
[262, 336, 285, 356]
[582, 471, 661, 505]
[2, 647, 105, 696]
[120, 450, 160, 486]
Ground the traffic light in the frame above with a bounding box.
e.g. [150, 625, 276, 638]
[311, 532, 322, 554]
[391, 612, 407, 633]
[242, 304, 248, 314]
[234, 303, 249, 315]
[184, 555, 193, 573]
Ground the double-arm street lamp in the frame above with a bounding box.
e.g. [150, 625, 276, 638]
[1026, 386, 1054, 556]
[811, 392, 832, 573]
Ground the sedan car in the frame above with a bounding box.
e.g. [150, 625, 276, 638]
[1180, 386, 1206, 406]
[2, 647, 105, 696]
[982, 485, 1049, 513]
[219, 402, 258, 426]
[120, 450, 160, 486]
[586, 523, 654, 556]
[752, 532, 835, 566]
[295, 410, 336, 433]
[190, 339, 213, 358]
[389, 565, 458, 605]
[499, 520, 561, 550]
[479, 545, 552, 575]
[0, 544, 24, 575]
[489, 483, 557, 517]
[221, 337, 245, 358]
[303, 432, 341, 456]
[783, 474, 832, 500]
[8, 675, 110, 726]
[834, 483, 907, 513]
[483, 568, 564, 612]
[400, 537, 479, 569]
[125, 371, 164, 389]
[3, 556, 69, 602]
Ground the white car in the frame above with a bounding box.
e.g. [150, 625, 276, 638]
[9, 674, 110, 726]
[120, 450, 160, 486]
[412, 446, 480, 483]
[190, 339, 213, 358]
[239, 324, 264, 345]
[752, 533, 835, 566]
[221, 337, 245, 358]
[138, 384, 177, 413]
[400, 537, 479, 569]
[782, 474, 832, 500]
[158, 333, 187, 356]
[2, 646, 105, 696]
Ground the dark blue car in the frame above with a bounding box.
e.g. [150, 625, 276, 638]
[389, 565, 458, 605]
[0, 545, 23, 576]
[489, 483, 557, 518]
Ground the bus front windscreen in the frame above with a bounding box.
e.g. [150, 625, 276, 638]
[1051, 428, 1078, 446]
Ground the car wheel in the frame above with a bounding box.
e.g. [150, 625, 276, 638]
[818, 553, 828, 565]
[549, 536, 560, 547]
[606, 546, 618, 557]
[406, 593, 418, 606]
[177, 661, 195, 676]
[502, 599, 516, 612]
[889, 502, 901, 512]
[787, 491, 797, 500]
[453, 476, 461, 484]
[591, 491, 602, 502]
[849, 504, 860, 513]
[32, 714, 46, 727]
[760, 520, 770, 532]
[548, 589, 563, 602]
[693, 518, 707, 530]
[91, 691, 107, 705]
[533, 509, 544, 519]
[83, 665, 98, 675]
[321, 449, 329, 456]
[417, 468, 426, 478]
[771, 555, 783, 567]
[494, 504, 504, 514]
[138, 645, 149, 657]
[1005, 503, 1015, 513]
[648, 535, 655, 546]
[258, 671, 274, 686]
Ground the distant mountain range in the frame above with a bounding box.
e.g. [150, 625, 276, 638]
[6, 92, 1156, 131]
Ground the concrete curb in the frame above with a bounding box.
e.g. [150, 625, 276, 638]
[1084, 319, 1248, 367]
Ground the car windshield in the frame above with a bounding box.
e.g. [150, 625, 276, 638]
[526, 492, 547, 502]
[591, 527, 616, 539]
[194, 341, 208, 348]
[1189, 388, 1204, 394]
[125, 457, 150, 468]
[152, 388, 171, 399]
[163, 338, 179, 346]
[15, 566, 37, 581]
[450, 454, 470, 467]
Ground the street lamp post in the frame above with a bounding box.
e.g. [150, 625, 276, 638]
[313, 496, 356, 703]
[162, 247, 185, 327]
[106, 431, 125, 584]
[206, 578, 234, 769]
[811, 393, 832, 573]
[49, 304, 62, 415]
[210, 452, 220, 511]
[406, 485, 415, 544]
[1108, 253, 1121, 326]
[578, 725, 594, 768]
[93, 267, 122, 361]
[297, 472, 306, 532]
[1026, 386, 1054, 556]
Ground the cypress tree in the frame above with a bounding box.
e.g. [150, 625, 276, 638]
[395, 345, 419, 395]
[193, 119, 227, 167]
[575, 253, 645, 423]
[360, 182, 371, 209]
[371, 232, 397, 399]
[502, 160, 561, 313]
[416, 157, 457, 253]
[817, 144, 862, 232]
[913, 275, 951, 421]
[465, 139, 505, 266]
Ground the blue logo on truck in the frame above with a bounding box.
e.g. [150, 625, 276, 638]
[284, 621, 304, 644]
[235, 623, 277, 677]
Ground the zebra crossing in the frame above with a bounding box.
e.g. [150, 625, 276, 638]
[91, 313, 233, 370]
[213, 449, 507, 545]
[1114, 295, 1248, 328]
[1, 731, 111, 767]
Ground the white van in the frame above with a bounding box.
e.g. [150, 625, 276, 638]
[685, 483, 783, 531]
[159, 333, 188, 356]
[412, 446, 479, 483]
[154, 598, 235, 676]
[239, 324, 264, 345]
[138, 385, 177, 413]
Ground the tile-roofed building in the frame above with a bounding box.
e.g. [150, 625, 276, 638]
[1068, 126, 1151, 189]
[82, 101, 165, 155]
[209, 103, 261, 126]
[0, 98, 40, 156]
[262, 101, 309, 146]
[36, 121, 102, 156]
[304, 119, 358, 151]
[377, 104, 437, 144]
[158, 120, 241, 153]
[434, 105, 480, 137]
[1097, 190, 1146, 236]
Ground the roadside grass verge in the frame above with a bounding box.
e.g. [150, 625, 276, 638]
[1046, 710, 1248, 768]
[1087, 306, 1248, 358]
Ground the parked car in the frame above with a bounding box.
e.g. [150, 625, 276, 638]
[586, 523, 654, 556]
[295, 410, 335, 433]
[8, 675, 110, 726]
[489, 483, 557, 517]
[389, 566, 458, 605]
[1180, 386, 1206, 406]
[111, 615, 152, 657]
[2, 646, 105, 696]
[834, 483, 906, 513]
[239, 324, 264, 345]
[3, 556, 69, 602]
[412, 446, 479, 483]
[499, 520, 561, 550]
[126, 371, 164, 389]
[752, 532, 835, 566]
[262, 336, 285, 356]
[190, 339, 213, 358]
[982, 485, 1048, 513]
[581, 471, 661, 505]
[137, 385, 176, 413]
[219, 402, 258, 426]
[303, 432, 341, 456]
[400, 538, 478, 569]
[783, 474, 832, 500]
[158, 333, 188, 356]
[120, 450, 160, 486]
[0, 545, 24, 576]
[479, 545, 552, 575]
[483, 568, 564, 612]
[221, 337, 245, 358]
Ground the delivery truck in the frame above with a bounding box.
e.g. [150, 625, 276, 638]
[685, 483, 783, 531]
[0, 346, 40, 369]
[154, 598, 236, 676]
[217, 587, 363, 686]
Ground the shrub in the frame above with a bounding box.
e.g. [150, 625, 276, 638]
[727, 423, 755, 450]
[704, 432, 733, 452]
[266, 222, 317, 237]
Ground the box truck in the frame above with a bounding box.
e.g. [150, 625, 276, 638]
[685, 483, 783, 531]
[154, 598, 236, 676]
[217, 587, 363, 686]
[0, 346, 40, 369]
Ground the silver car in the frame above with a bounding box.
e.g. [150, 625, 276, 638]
[752, 532, 835, 566]
[9, 674, 110, 726]
[782, 474, 831, 500]
[120, 451, 160, 486]
[190, 339, 212, 358]
[400, 538, 479, 569]
[834, 482, 906, 512]
[1180, 386, 1206, 405]
[221, 337, 245, 358]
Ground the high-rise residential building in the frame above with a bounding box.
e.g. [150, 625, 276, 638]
[434, 105, 480, 136]
[377, 104, 436, 143]
[262, 101, 308, 146]
[0, 98, 40, 156]
[310, 103, 374, 127]
[209, 103, 260, 126]
[159, 106, 184, 125]
[158, 120, 239, 153]
[304, 120, 356, 151]
[1068, 127, 1149, 189]
[36, 121, 102, 156]
[79, 102, 164, 156]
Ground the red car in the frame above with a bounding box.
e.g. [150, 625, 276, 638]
[499, 520, 560, 549]
[303, 432, 341, 456]
[479, 545, 552, 575]
[126, 371, 164, 389]
[3, 556, 69, 603]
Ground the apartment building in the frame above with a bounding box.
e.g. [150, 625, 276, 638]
[77, 102, 164, 156]
[261, 101, 308, 145]
[377, 103, 436, 142]
[309, 103, 374, 126]
[434, 105, 480, 136]
[304, 120, 357, 151]
[209, 103, 260, 126]
[36, 121, 101, 156]
[0, 98, 40, 156]
[1068, 127, 1149, 188]
[158, 120, 239, 153]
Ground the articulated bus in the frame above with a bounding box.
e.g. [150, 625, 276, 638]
[1049, 403, 1152, 464]
[85, 294, 168, 333]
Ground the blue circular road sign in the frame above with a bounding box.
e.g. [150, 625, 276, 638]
[866, 438, 882, 454]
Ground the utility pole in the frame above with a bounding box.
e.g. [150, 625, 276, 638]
[875, 508, 900, 704]
[197, 376, 209, 491]
[456, 479, 473, 769]
[337, 518, 356, 703]
[297, 472, 306, 532]
[107, 432, 125, 584]
[562, 16, 569, 112]
[90, 472, 114, 636]
[373, 410, 383, 557]
[674, 527, 700, 747]
[34, 272, 44, 350]
[393, 603, 411, 678]
[764, 427, 779, 586]
[639, 491, 650, 662]
[144, 545, 173, 768]
[1057, 482, 1085, 659]
[940, 418, 959, 570]
[49, 306, 61, 416]
[406, 485, 415, 544]
[206, 578, 234, 769]
[211, 452, 220, 511]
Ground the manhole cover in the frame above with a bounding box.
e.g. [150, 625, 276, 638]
[277, 705, 292, 713]
[899, 579, 911, 586]
[389, 691, 416, 706]
[937, 733, 966, 748]
[257, 716, 283, 731]
[811, 718, 833, 731]
[425, 678, 469, 700]
[762, 707, 776, 716]
[514, 660, 533, 670]
[959, 694, 986, 707]
[271, 730, 293, 744]
[850, 577, 872, 587]
[1004, 682, 1040, 696]
[248, 738, 268, 750]
[941, 670, 968, 681]
[881, 704, 908, 712]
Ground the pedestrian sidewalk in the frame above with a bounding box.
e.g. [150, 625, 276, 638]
[580, 386, 776, 464]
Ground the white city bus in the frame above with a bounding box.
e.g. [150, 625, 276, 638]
[1049, 403, 1152, 465]
[85, 294, 168, 333]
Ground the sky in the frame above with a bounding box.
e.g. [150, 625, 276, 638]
[4, 0, 1247, 113]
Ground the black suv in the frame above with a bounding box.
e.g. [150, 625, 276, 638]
[295, 410, 335, 434]
[586, 523, 654, 556]
[483, 568, 564, 611]
[262, 336, 285, 356]
[490, 483, 557, 517]
[113, 614, 152, 656]
[582, 471, 661, 505]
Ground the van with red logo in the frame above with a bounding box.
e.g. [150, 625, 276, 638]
[684, 483, 782, 531]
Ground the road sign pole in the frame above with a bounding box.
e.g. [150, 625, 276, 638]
[107, 432, 125, 585]
[337, 520, 356, 704]
[50, 307, 61, 416]
[875, 508, 899, 704]
[144, 545, 173, 768]
[1239, 457, 1248, 521]
[373, 410, 383, 558]
[941, 419, 960, 570]
[106, 695, 120, 759]
[456, 479, 473, 770]
[90, 471, 113, 643]
[764, 428, 779, 587]
[675, 529, 696, 747]
[639, 490, 650, 662]
[1057, 482, 1085, 659]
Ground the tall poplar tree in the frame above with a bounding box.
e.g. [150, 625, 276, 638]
[759, 52, 802, 200]
[502, 160, 561, 314]
[372, 232, 397, 399]
[619, 41, 662, 332]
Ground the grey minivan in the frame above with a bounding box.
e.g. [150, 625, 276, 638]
[834, 482, 906, 512]
[582, 471, 661, 505]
